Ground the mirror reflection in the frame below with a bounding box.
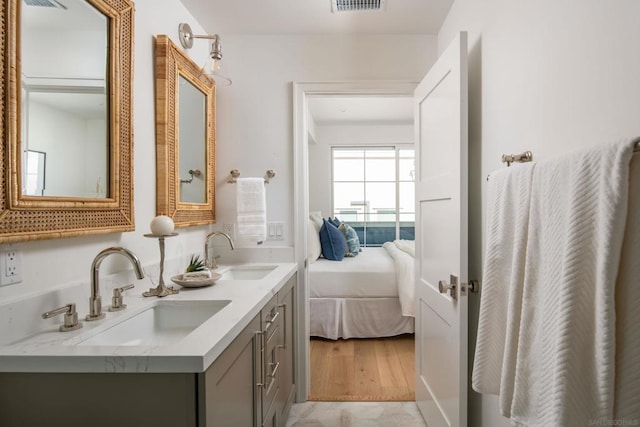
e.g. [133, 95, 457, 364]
[21, 0, 109, 198]
[178, 76, 207, 204]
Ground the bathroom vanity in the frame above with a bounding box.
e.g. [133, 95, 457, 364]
[0, 263, 297, 427]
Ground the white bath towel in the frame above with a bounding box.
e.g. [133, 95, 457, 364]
[236, 177, 267, 243]
[472, 162, 535, 414]
[510, 138, 638, 427]
[613, 151, 640, 419]
[382, 241, 415, 317]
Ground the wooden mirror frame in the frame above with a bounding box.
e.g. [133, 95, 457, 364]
[155, 35, 216, 227]
[1, 0, 135, 243]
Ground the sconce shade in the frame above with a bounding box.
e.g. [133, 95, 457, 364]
[179, 23, 232, 86]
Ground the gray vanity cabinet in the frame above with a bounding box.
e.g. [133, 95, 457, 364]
[276, 275, 296, 426]
[0, 273, 298, 427]
[198, 313, 262, 427]
[0, 372, 198, 427]
[200, 272, 297, 427]
[260, 294, 281, 425]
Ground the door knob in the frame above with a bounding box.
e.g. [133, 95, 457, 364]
[438, 274, 458, 299]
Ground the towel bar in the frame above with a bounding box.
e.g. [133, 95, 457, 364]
[227, 169, 241, 183]
[502, 151, 533, 166]
[488, 140, 638, 181]
[486, 150, 534, 181]
[227, 169, 276, 184]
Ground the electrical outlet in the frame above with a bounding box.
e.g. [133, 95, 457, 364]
[0, 248, 23, 286]
[223, 223, 234, 240]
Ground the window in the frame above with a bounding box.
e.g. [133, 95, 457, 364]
[332, 146, 415, 246]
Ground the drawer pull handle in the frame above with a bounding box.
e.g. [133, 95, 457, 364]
[255, 331, 265, 387]
[277, 303, 287, 349]
[268, 361, 280, 379]
[264, 310, 280, 332]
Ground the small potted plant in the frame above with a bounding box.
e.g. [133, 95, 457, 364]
[183, 254, 211, 280]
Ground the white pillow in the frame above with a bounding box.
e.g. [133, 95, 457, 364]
[309, 211, 323, 230]
[308, 218, 322, 264]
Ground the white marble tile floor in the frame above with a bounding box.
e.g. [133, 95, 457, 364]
[286, 401, 428, 427]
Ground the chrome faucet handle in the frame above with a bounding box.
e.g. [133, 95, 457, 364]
[109, 284, 135, 312]
[42, 303, 83, 332]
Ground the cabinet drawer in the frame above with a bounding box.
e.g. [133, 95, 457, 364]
[261, 319, 280, 420]
[261, 293, 279, 337]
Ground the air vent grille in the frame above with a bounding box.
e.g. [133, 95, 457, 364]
[331, 0, 386, 13]
[23, 0, 67, 9]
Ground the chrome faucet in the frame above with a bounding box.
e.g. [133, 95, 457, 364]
[86, 247, 145, 321]
[205, 231, 235, 269]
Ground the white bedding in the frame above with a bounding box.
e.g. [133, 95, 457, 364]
[310, 298, 414, 340]
[309, 247, 397, 298]
[309, 243, 416, 339]
[382, 241, 415, 317]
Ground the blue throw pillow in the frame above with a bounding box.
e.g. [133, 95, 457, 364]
[328, 216, 341, 227]
[319, 219, 347, 261]
[338, 222, 360, 257]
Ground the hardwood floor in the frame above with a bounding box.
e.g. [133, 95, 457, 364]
[308, 334, 415, 401]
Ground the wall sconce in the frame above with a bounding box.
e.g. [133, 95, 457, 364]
[178, 23, 232, 86]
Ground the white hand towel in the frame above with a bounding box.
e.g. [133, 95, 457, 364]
[510, 138, 638, 427]
[236, 177, 267, 243]
[472, 162, 534, 413]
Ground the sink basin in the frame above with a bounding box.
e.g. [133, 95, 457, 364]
[74, 300, 230, 346]
[221, 265, 277, 280]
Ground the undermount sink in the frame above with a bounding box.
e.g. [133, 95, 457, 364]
[221, 265, 277, 280]
[73, 300, 230, 346]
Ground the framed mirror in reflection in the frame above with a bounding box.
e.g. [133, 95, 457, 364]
[155, 35, 216, 227]
[1, 0, 135, 242]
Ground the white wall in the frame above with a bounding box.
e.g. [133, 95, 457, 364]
[212, 34, 437, 246]
[23, 29, 106, 79]
[28, 100, 86, 197]
[84, 118, 107, 197]
[438, 1, 640, 425]
[308, 123, 414, 216]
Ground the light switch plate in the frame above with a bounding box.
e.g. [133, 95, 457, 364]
[267, 222, 284, 240]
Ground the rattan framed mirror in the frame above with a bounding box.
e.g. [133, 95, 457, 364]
[1, 0, 135, 243]
[155, 35, 216, 227]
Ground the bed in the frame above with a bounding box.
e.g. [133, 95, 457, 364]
[309, 243, 415, 340]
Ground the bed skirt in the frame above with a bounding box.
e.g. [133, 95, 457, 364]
[310, 297, 415, 340]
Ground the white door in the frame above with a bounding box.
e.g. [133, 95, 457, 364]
[414, 32, 468, 427]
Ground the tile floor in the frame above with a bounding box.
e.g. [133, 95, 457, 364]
[286, 401, 428, 426]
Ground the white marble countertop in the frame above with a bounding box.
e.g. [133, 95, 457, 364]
[0, 263, 297, 373]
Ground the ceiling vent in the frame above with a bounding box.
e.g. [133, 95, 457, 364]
[23, 0, 67, 9]
[331, 0, 386, 13]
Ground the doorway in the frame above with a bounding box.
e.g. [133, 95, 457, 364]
[292, 82, 418, 402]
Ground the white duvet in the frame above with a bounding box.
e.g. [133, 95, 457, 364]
[382, 240, 415, 317]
